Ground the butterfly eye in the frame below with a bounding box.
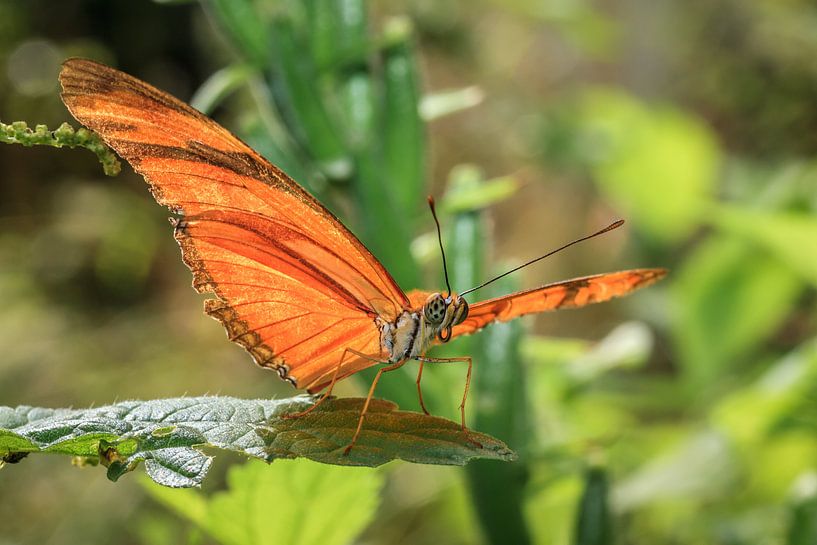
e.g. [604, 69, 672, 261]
[424, 293, 447, 324]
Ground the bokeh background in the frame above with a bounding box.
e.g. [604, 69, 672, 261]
[2, 1, 817, 544]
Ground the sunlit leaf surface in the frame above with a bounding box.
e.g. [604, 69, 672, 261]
[0, 396, 516, 487]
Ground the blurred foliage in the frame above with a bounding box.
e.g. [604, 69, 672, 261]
[144, 459, 384, 545]
[1, 1, 816, 545]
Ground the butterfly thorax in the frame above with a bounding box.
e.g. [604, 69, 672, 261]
[378, 292, 469, 362]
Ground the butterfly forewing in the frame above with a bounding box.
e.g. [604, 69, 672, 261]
[409, 268, 666, 340]
[59, 58, 407, 389]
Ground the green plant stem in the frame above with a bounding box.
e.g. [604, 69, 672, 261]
[1, 120, 120, 176]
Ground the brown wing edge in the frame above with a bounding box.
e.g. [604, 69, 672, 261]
[172, 218, 296, 384]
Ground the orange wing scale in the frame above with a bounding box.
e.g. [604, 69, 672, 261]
[408, 268, 666, 340]
[59, 58, 407, 390]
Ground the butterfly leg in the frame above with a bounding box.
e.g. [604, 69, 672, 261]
[284, 347, 372, 419]
[415, 359, 431, 415]
[345, 358, 408, 456]
[416, 355, 482, 448]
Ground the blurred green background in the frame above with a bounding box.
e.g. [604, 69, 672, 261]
[1, 0, 817, 544]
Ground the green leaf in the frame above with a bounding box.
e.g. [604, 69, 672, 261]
[576, 89, 720, 242]
[445, 165, 487, 292]
[204, 0, 272, 67]
[787, 473, 817, 545]
[420, 86, 485, 121]
[442, 169, 520, 214]
[574, 467, 613, 545]
[382, 18, 425, 220]
[672, 236, 803, 386]
[306, 0, 369, 70]
[714, 338, 817, 444]
[0, 396, 515, 487]
[189, 63, 253, 115]
[343, 67, 419, 291]
[711, 204, 817, 288]
[525, 322, 653, 387]
[146, 459, 383, 545]
[613, 430, 735, 511]
[268, 15, 351, 177]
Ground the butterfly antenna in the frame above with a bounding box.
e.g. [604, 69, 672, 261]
[428, 196, 453, 297]
[460, 219, 625, 297]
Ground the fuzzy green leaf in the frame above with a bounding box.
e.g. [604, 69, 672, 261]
[0, 396, 515, 487]
[145, 459, 384, 545]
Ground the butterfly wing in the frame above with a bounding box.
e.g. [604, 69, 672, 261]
[60, 58, 407, 390]
[408, 268, 666, 339]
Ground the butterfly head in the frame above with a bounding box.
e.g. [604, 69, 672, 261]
[423, 292, 469, 343]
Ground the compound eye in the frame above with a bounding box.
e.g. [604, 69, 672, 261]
[423, 293, 447, 324]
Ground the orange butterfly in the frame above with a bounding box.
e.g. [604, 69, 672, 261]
[59, 58, 666, 453]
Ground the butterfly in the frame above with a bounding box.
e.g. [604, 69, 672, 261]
[59, 58, 667, 453]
